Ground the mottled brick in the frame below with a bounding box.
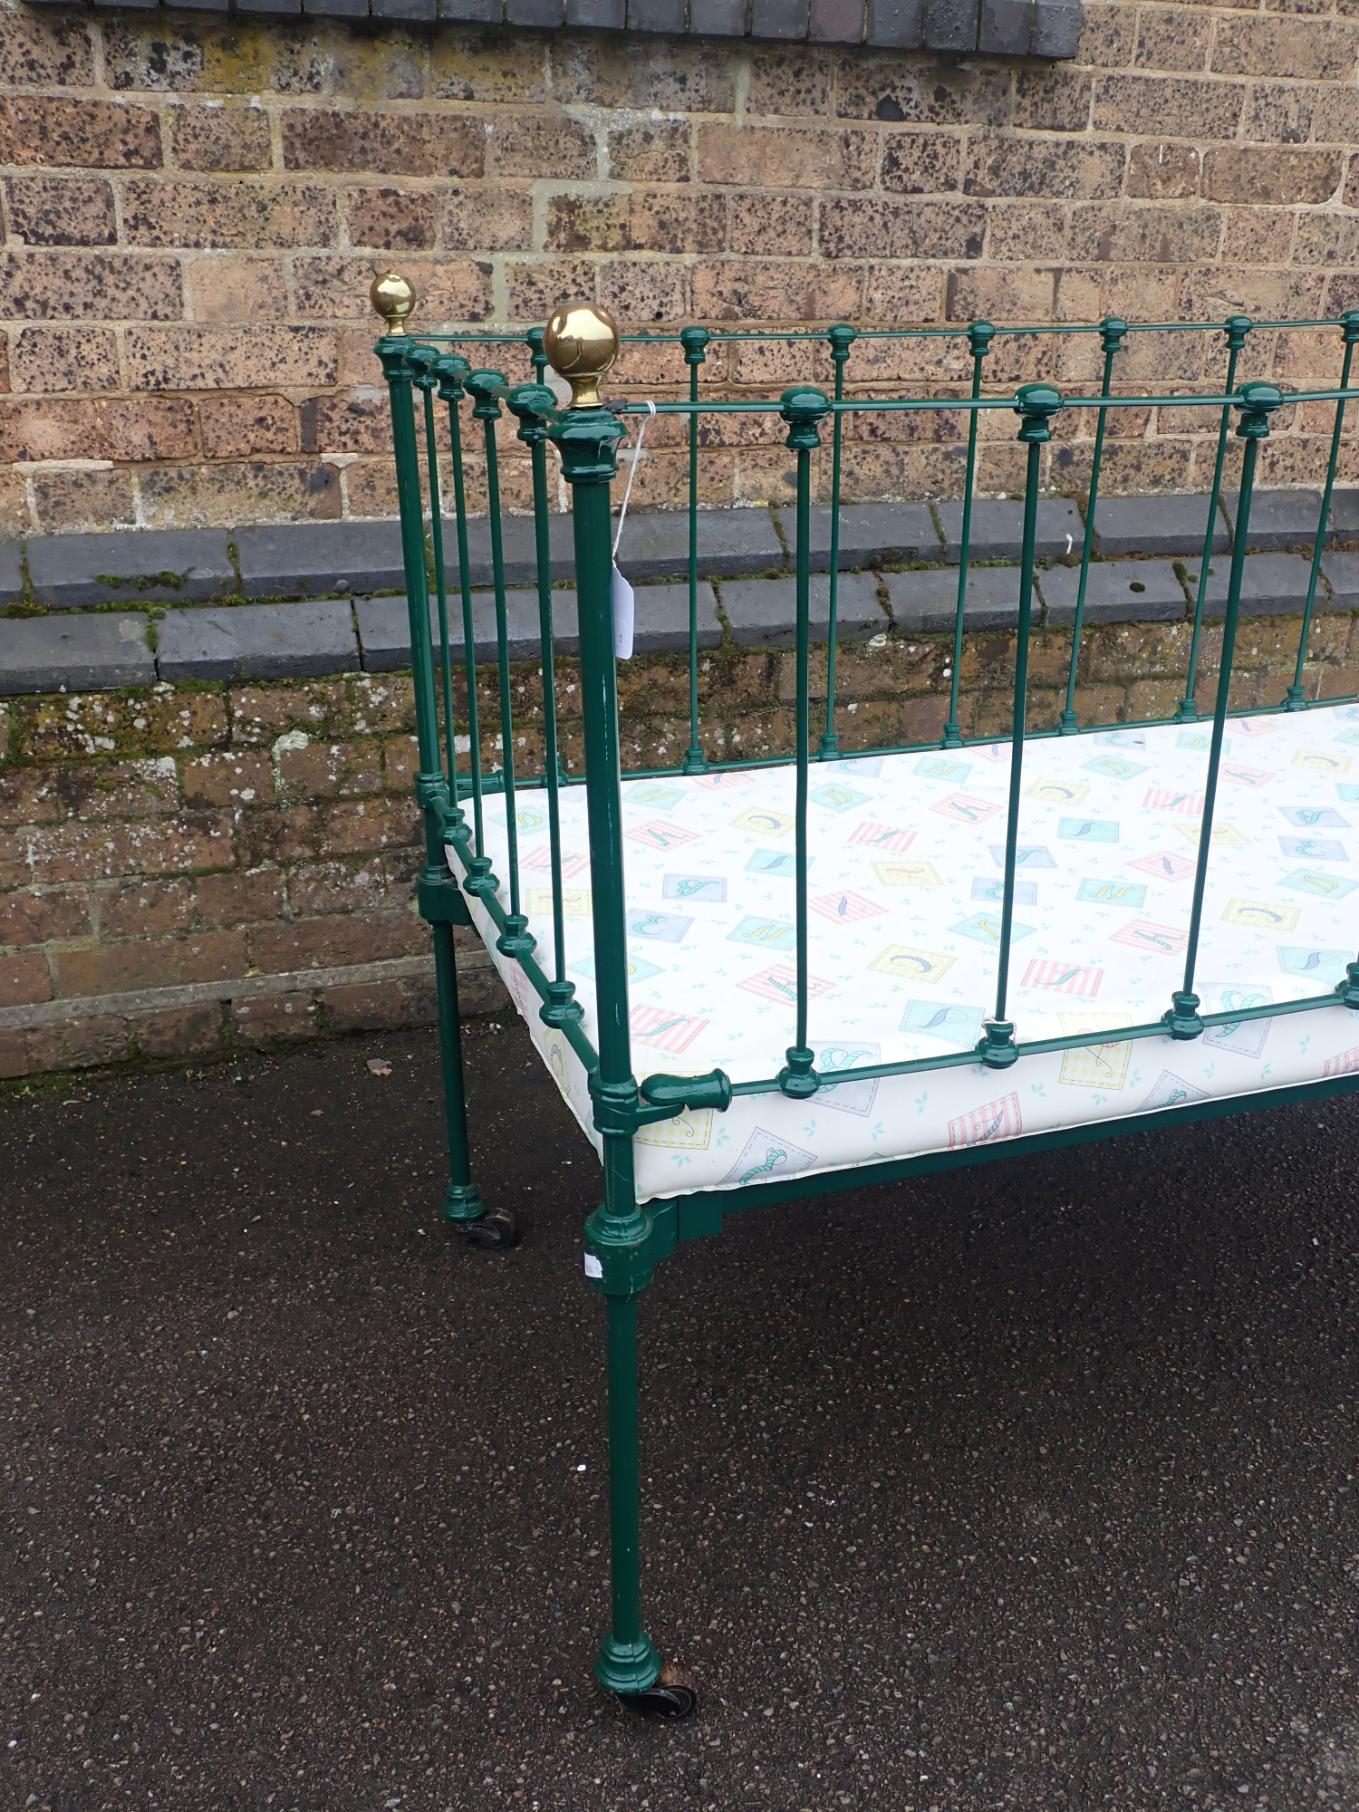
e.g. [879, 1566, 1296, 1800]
[170, 101, 273, 172]
[122, 178, 336, 249]
[698, 124, 879, 190]
[9, 327, 120, 395]
[125, 326, 338, 391]
[5, 175, 117, 247]
[0, 96, 162, 169]
[281, 110, 486, 177]
[0, 250, 182, 323]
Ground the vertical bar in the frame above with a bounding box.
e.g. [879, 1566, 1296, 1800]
[417, 364, 459, 795]
[438, 358, 489, 881]
[1177, 316, 1251, 723]
[1059, 316, 1126, 733]
[979, 383, 1062, 1070]
[1165, 381, 1283, 1039]
[466, 368, 533, 957]
[604, 1295, 644, 1647]
[821, 324, 855, 758]
[942, 321, 994, 749]
[508, 381, 582, 1028]
[777, 386, 831, 1099]
[680, 326, 710, 775]
[1286, 311, 1359, 708]
[527, 324, 549, 386]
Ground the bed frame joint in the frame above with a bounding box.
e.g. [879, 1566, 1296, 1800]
[417, 869, 471, 927]
[583, 1202, 676, 1297]
[1339, 962, 1359, 1008]
[591, 1070, 733, 1137]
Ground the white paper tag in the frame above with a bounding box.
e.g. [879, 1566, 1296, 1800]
[583, 1252, 604, 1280]
[611, 563, 635, 660]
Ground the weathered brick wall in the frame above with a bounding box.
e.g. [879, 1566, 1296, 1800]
[5, 1, 1359, 536]
[3, 606, 1358, 1079]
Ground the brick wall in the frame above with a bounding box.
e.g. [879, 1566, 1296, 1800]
[5, 1, 1359, 537]
[4, 603, 1358, 1080]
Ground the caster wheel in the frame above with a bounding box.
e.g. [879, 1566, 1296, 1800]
[455, 1210, 519, 1251]
[619, 1664, 699, 1721]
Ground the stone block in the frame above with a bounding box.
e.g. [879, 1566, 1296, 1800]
[1221, 488, 1330, 553]
[752, 0, 810, 35]
[1031, 0, 1082, 57]
[0, 614, 154, 696]
[775, 501, 943, 571]
[157, 601, 358, 681]
[689, 0, 750, 27]
[303, 0, 370, 14]
[236, 520, 406, 599]
[506, 0, 564, 20]
[356, 581, 719, 670]
[1330, 488, 1359, 542]
[722, 570, 885, 647]
[437, 0, 503, 15]
[979, 0, 1032, 56]
[1180, 552, 1317, 618]
[923, 0, 978, 50]
[628, 0, 687, 25]
[372, 0, 438, 15]
[27, 529, 235, 610]
[812, 0, 866, 41]
[0, 539, 22, 607]
[566, 0, 626, 18]
[936, 496, 1083, 564]
[865, 0, 920, 44]
[1089, 492, 1228, 559]
[1038, 559, 1189, 624]
[1318, 551, 1359, 610]
[883, 564, 1029, 632]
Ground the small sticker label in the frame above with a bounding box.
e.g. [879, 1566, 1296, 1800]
[583, 1253, 604, 1280]
[611, 563, 635, 659]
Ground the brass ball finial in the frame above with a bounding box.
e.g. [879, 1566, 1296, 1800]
[371, 269, 414, 337]
[544, 301, 619, 409]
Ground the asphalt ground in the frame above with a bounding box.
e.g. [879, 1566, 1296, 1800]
[2, 1019, 1356, 1812]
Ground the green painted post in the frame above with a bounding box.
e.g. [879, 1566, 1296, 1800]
[435, 356, 489, 884]
[412, 353, 460, 801]
[681, 325, 710, 775]
[1059, 316, 1126, 733]
[822, 324, 855, 758]
[1165, 380, 1283, 1039]
[467, 368, 534, 960]
[1286, 311, 1359, 709]
[549, 320, 666, 1703]
[509, 381, 583, 1030]
[942, 321, 995, 749]
[779, 386, 831, 1099]
[377, 328, 484, 1229]
[1177, 316, 1251, 723]
[978, 382, 1063, 1071]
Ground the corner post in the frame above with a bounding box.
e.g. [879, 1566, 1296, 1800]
[372, 273, 493, 1240]
[546, 301, 689, 1715]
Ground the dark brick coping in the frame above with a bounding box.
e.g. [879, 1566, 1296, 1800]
[20, 0, 1083, 56]
[2, 492, 1356, 696]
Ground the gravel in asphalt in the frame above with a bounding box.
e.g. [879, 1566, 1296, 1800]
[2, 1021, 1356, 1812]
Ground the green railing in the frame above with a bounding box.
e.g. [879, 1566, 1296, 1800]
[377, 295, 1359, 1105]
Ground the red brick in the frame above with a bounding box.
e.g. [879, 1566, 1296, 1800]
[182, 750, 274, 808]
[32, 1015, 131, 1071]
[29, 814, 233, 884]
[0, 96, 162, 169]
[249, 908, 425, 974]
[54, 930, 247, 998]
[196, 867, 285, 928]
[276, 737, 384, 797]
[320, 977, 420, 1033]
[231, 990, 319, 1045]
[0, 949, 52, 1007]
[318, 798, 418, 855]
[97, 876, 196, 938]
[0, 889, 90, 948]
[287, 855, 401, 915]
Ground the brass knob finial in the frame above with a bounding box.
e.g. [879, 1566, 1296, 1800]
[544, 301, 619, 409]
[371, 269, 414, 337]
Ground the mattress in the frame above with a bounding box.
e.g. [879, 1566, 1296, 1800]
[451, 701, 1359, 1203]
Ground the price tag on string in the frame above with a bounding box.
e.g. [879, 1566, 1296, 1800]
[611, 400, 655, 661]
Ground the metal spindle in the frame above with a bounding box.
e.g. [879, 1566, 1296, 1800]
[509, 381, 582, 1029]
[1059, 316, 1126, 733]
[822, 324, 855, 757]
[979, 383, 1062, 1070]
[942, 321, 994, 748]
[680, 326, 710, 774]
[1286, 310, 1359, 708]
[414, 353, 459, 797]
[778, 385, 831, 1099]
[1165, 381, 1283, 1039]
[467, 368, 533, 957]
[1177, 315, 1251, 722]
[436, 357, 490, 889]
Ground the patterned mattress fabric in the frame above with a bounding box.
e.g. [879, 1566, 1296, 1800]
[450, 700, 1359, 1204]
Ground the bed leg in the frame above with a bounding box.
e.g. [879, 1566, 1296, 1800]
[593, 1290, 698, 1720]
[431, 918, 517, 1252]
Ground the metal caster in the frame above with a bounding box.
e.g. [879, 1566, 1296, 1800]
[454, 1209, 519, 1251]
[617, 1664, 699, 1721]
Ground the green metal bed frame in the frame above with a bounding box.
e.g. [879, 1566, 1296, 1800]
[371, 273, 1359, 1719]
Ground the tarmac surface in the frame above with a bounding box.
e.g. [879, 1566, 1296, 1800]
[2, 1019, 1356, 1812]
